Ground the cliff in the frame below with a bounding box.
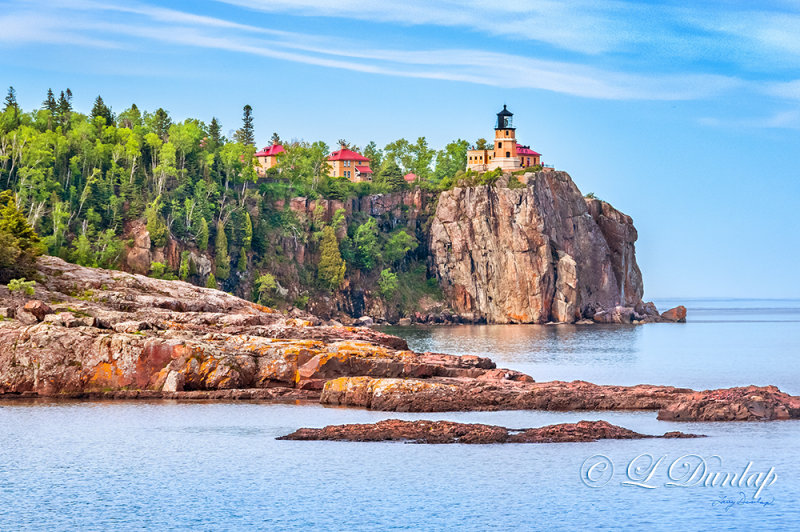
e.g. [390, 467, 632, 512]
[429, 171, 657, 324]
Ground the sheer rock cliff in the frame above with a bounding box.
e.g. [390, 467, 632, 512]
[429, 171, 656, 323]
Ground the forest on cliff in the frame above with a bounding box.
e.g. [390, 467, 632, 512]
[0, 87, 477, 319]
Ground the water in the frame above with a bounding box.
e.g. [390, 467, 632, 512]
[1, 299, 799, 530]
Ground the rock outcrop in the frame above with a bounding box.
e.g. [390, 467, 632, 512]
[1, 257, 793, 422]
[320, 377, 800, 421]
[278, 419, 701, 444]
[429, 171, 658, 323]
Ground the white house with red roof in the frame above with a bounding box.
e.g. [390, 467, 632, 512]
[328, 145, 373, 182]
[254, 142, 285, 176]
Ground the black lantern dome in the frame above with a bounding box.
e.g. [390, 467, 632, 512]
[495, 105, 514, 130]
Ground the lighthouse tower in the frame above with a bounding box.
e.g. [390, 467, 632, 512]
[490, 105, 521, 171]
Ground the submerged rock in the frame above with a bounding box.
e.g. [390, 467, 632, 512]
[278, 419, 701, 444]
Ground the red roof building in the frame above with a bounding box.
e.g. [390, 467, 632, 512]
[516, 144, 541, 167]
[255, 142, 285, 176]
[328, 146, 372, 182]
[404, 172, 417, 183]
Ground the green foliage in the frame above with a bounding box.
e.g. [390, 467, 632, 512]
[508, 175, 526, 189]
[145, 197, 168, 247]
[205, 272, 217, 289]
[197, 218, 209, 251]
[378, 268, 399, 299]
[0, 190, 42, 282]
[255, 273, 277, 305]
[179, 250, 190, 280]
[584, 192, 598, 199]
[149, 261, 167, 279]
[353, 218, 381, 271]
[384, 229, 418, 265]
[215, 221, 230, 280]
[317, 225, 345, 290]
[8, 277, 35, 296]
[238, 247, 248, 272]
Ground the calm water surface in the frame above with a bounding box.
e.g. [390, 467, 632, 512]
[1, 299, 798, 530]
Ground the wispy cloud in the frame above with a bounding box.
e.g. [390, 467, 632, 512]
[2, 0, 799, 114]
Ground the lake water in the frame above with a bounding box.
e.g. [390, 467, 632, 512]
[1, 299, 799, 530]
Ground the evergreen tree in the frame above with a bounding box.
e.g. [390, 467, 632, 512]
[150, 108, 171, 140]
[270, 132, 281, 145]
[205, 272, 217, 289]
[196, 218, 209, 251]
[241, 212, 252, 251]
[90, 95, 113, 126]
[57, 89, 72, 130]
[0, 190, 41, 282]
[3, 86, 19, 128]
[208, 117, 222, 150]
[235, 105, 255, 146]
[43, 88, 57, 130]
[215, 221, 230, 280]
[238, 247, 247, 272]
[317, 225, 345, 290]
[378, 159, 405, 192]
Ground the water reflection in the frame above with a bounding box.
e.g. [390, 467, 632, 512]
[379, 299, 800, 393]
[385, 324, 640, 366]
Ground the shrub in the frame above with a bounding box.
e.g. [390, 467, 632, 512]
[8, 277, 35, 297]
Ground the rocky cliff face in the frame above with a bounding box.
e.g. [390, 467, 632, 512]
[429, 171, 655, 324]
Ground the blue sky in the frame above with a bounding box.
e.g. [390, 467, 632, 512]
[2, 0, 800, 298]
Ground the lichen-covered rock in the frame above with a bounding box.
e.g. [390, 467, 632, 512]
[429, 172, 655, 323]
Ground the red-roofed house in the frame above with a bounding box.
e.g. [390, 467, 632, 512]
[255, 142, 285, 176]
[404, 172, 417, 183]
[516, 145, 541, 168]
[328, 145, 372, 182]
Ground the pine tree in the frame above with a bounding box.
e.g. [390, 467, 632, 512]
[205, 272, 217, 289]
[238, 247, 247, 272]
[91, 95, 113, 126]
[57, 89, 73, 130]
[3, 86, 19, 128]
[270, 132, 281, 145]
[235, 104, 255, 146]
[43, 88, 57, 130]
[317, 225, 345, 290]
[151, 108, 171, 140]
[208, 117, 221, 150]
[215, 221, 230, 280]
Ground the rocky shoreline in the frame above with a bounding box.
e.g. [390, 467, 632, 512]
[1, 257, 797, 425]
[278, 419, 702, 444]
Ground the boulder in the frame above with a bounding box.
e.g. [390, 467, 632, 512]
[661, 305, 687, 322]
[22, 300, 53, 321]
[355, 316, 374, 327]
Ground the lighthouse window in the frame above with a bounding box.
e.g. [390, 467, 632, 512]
[506, 151, 510, 158]
[498, 142, 502, 148]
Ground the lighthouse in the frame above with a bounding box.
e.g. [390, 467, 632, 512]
[466, 106, 542, 172]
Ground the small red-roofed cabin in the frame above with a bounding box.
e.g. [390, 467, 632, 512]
[517, 145, 541, 168]
[328, 145, 372, 182]
[255, 142, 285, 176]
[404, 172, 418, 183]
